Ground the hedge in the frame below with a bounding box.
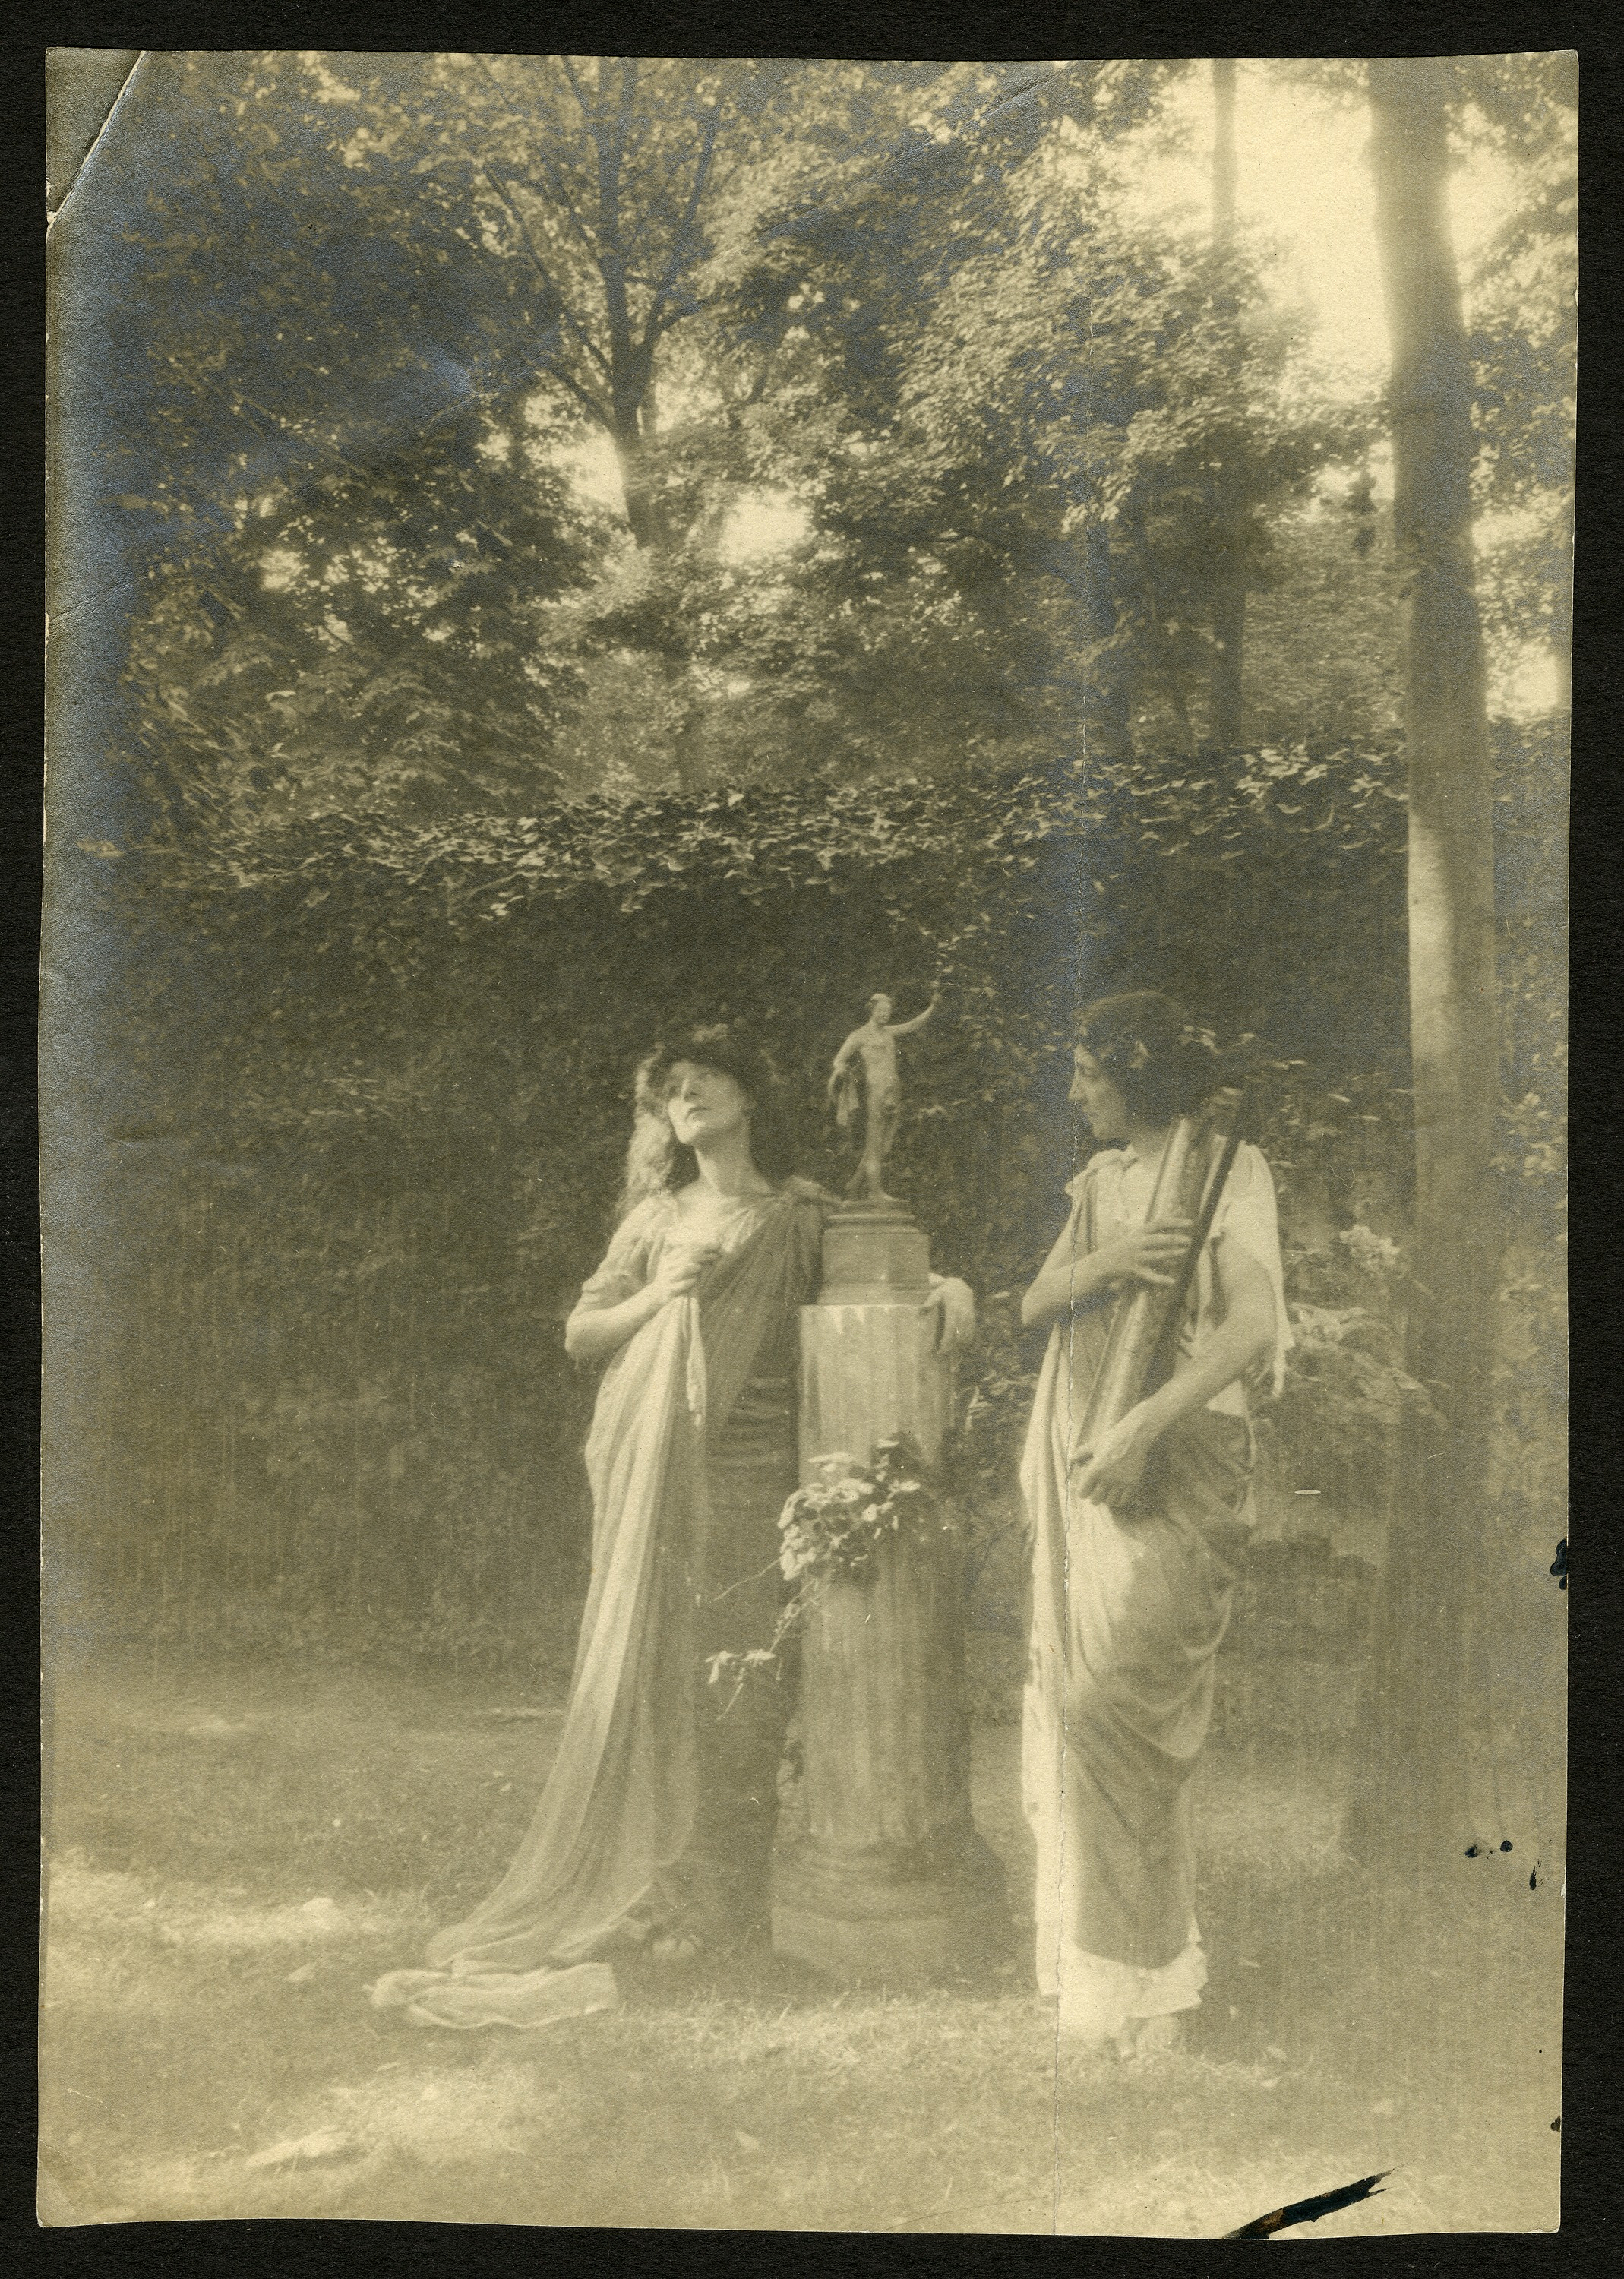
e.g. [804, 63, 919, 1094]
[46, 723, 1564, 1668]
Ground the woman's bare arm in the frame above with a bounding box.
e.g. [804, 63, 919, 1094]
[564, 1241, 719, 1363]
[564, 1282, 668, 1364]
[1022, 1215, 1111, 1328]
[1021, 1212, 1193, 1329]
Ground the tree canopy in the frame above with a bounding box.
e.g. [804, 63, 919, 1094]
[53, 55, 1569, 1800]
[104, 50, 1492, 848]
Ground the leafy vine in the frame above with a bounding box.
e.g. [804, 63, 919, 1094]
[705, 1438, 949, 1707]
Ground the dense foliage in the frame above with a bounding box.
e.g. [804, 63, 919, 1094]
[1458, 52, 1578, 691]
[102, 50, 1571, 833]
[56, 721, 1562, 1669]
[108, 50, 1371, 836]
[49, 54, 1568, 1684]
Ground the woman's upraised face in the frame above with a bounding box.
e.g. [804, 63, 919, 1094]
[663, 1060, 751, 1150]
[1070, 1047, 1132, 1141]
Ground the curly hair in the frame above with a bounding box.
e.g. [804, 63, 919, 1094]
[618, 1019, 796, 1220]
[1075, 991, 1232, 1127]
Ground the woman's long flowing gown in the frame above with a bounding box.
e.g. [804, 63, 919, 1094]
[384, 1181, 828, 2028]
[1019, 1142, 1290, 2049]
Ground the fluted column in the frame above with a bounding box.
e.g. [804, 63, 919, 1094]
[772, 1209, 1007, 1983]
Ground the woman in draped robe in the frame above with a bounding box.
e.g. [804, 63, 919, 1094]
[383, 1020, 971, 2029]
[1019, 993, 1291, 2056]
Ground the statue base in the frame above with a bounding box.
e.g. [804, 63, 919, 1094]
[773, 1837, 1010, 1986]
[817, 1198, 932, 1307]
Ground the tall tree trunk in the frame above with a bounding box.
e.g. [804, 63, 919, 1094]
[1551, 491, 1574, 715]
[1348, 57, 1504, 1866]
[612, 422, 664, 551]
[1208, 59, 1246, 749]
[583, 58, 665, 552]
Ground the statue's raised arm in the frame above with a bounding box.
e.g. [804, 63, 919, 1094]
[888, 986, 942, 1040]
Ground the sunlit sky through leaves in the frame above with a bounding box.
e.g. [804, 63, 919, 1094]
[558, 62, 1555, 716]
[1123, 65, 1519, 386]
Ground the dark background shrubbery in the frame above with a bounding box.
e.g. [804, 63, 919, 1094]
[46, 721, 1564, 1677]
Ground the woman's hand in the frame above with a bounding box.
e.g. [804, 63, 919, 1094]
[566, 1239, 721, 1361]
[920, 1273, 975, 1353]
[1071, 1402, 1161, 1509]
[1091, 1216, 1193, 1291]
[648, 1242, 721, 1308]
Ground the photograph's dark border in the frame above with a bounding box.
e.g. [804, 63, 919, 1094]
[11, 4, 1616, 2272]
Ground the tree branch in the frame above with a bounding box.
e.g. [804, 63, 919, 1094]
[471, 54, 599, 264]
[534, 153, 602, 263]
[483, 168, 612, 389]
[538, 358, 611, 430]
[640, 100, 723, 356]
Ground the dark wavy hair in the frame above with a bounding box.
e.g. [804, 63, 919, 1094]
[618, 1019, 796, 1219]
[1075, 991, 1232, 1127]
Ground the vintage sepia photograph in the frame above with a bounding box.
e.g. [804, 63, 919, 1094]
[42, 50, 1570, 2234]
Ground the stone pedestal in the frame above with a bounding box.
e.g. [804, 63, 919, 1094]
[772, 1204, 1008, 1983]
[817, 1196, 933, 1305]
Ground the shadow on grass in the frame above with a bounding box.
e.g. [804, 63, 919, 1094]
[38, 1648, 1562, 2234]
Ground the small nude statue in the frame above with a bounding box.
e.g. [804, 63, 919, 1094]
[827, 987, 942, 1201]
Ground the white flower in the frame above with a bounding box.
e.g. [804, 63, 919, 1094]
[1338, 1223, 1401, 1277]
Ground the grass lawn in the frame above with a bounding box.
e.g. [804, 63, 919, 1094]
[39, 1640, 1562, 2234]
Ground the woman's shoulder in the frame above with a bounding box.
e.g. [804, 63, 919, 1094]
[1065, 1148, 1130, 1199]
[580, 1190, 668, 1296]
[781, 1174, 842, 1210]
[613, 1190, 675, 1239]
[1211, 1141, 1281, 1244]
[1227, 1140, 1278, 1195]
